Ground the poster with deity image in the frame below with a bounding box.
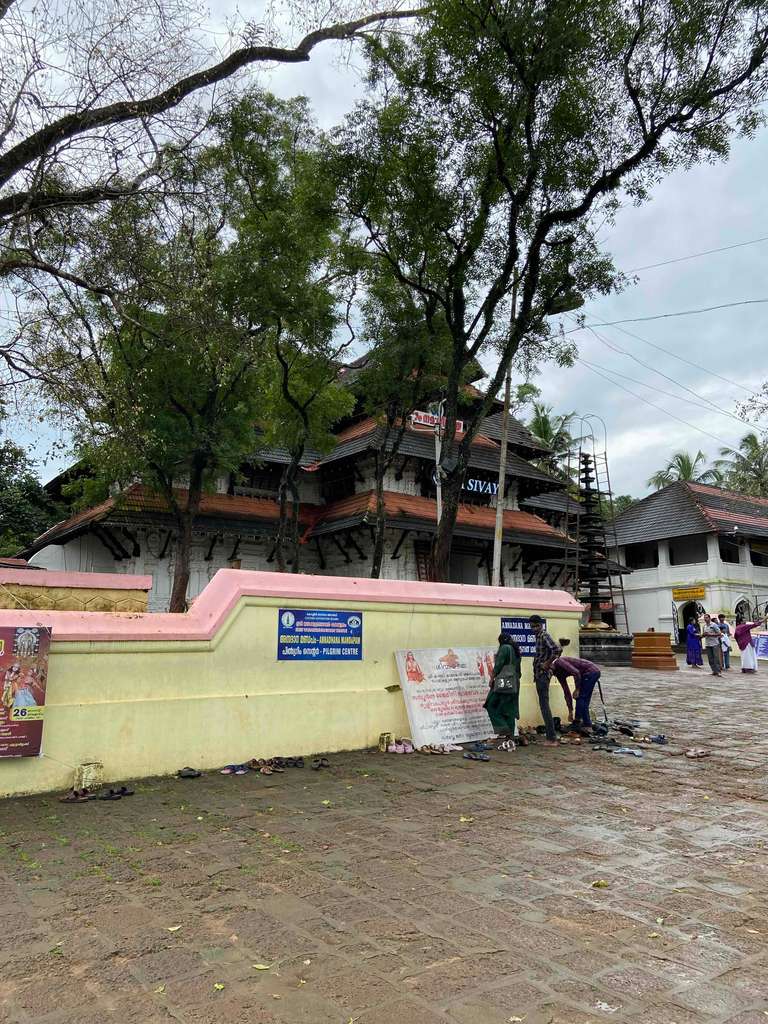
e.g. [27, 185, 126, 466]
[0, 626, 52, 758]
[394, 646, 497, 748]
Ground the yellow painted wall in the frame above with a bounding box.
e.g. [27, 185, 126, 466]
[0, 584, 148, 613]
[0, 594, 581, 798]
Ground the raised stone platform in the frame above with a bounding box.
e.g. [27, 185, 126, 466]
[579, 630, 633, 666]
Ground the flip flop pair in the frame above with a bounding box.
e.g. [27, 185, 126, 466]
[310, 757, 330, 770]
[220, 764, 249, 775]
[463, 751, 490, 762]
[177, 767, 201, 779]
[100, 786, 135, 800]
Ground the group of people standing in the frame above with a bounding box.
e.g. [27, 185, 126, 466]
[686, 612, 764, 675]
[484, 615, 602, 749]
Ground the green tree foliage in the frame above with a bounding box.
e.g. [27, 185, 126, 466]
[647, 450, 719, 490]
[527, 402, 578, 479]
[23, 92, 354, 608]
[335, 0, 768, 580]
[356, 271, 456, 577]
[714, 432, 768, 497]
[0, 429, 61, 556]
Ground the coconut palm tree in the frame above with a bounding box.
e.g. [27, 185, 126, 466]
[647, 450, 720, 490]
[527, 402, 577, 479]
[714, 432, 768, 497]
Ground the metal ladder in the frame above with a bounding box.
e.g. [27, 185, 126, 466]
[563, 418, 630, 634]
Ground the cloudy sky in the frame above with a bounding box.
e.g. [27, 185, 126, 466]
[11, 8, 768, 497]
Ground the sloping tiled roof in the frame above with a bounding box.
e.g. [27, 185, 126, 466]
[478, 412, 552, 453]
[521, 491, 572, 514]
[19, 484, 318, 557]
[321, 416, 561, 485]
[613, 480, 768, 546]
[311, 490, 568, 546]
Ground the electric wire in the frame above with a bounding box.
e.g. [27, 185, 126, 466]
[575, 359, 735, 448]
[592, 317, 760, 398]
[566, 297, 768, 331]
[577, 354, 737, 422]
[577, 321, 753, 426]
[626, 234, 768, 273]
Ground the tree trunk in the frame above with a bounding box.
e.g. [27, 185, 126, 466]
[371, 448, 386, 578]
[431, 465, 463, 582]
[168, 460, 204, 612]
[288, 473, 302, 574]
[275, 451, 303, 573]
[275, 473, 290, 574]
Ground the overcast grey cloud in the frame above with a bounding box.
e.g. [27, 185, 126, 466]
[9, 4, 768, 496]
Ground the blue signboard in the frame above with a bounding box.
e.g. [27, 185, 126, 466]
[755, 633, 768, 661]
[500, 616, 545, 657]
[277, 608, 363, 661]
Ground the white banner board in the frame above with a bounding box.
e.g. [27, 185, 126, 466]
[394, 646, 496, 748]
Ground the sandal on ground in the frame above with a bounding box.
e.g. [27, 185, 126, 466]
[220, 765, 238, 775]
[498, 738, 516, 751]
[116, 785, 135, 797]
[294, 757, 305, 768]
[234, 765, 249, 775]
[177, 767, 201, 779]
[59, 788, 95, 803]
[463, 751, 490, 762]
[387, 742, 406, 754]
[259, 765, 274, 775]
[470, 741, 492, 752]
[685, 748, 710, 759]
[99, 788, 123, 800]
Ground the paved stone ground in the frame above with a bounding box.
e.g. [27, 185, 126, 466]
[1, 661, 767, 1024]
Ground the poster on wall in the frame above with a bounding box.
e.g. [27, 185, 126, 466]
[499, 616, 544, 657]
[277, 609, 362, 660]
[0, 626, 52, 758]
[394, 646, 496, 748]
[755, 633, 768, 661]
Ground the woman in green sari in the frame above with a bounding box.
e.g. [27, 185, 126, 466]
[484, 632, 522, 751]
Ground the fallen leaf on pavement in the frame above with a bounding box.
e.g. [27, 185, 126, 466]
[591, 879, 609, 889]
[167, 926, 181, 932]
[647, 932, 660, 939]
[655, 917, 665, 925]
[321, 800, 332, 807]
[154, 985, 165, 994]
[459, 816, 474, 823]
[253, 964, 271, 971]
[213, 983, 225, 991]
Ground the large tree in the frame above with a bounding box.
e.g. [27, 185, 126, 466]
[356, 271, 456, 577]
[0, 0, 420, 280]
[336, 0, 768, 580]
[21, 92, 354, 609]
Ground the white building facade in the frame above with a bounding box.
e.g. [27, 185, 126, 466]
[612, 481, 768, 638]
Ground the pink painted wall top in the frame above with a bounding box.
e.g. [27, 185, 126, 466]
[0, 568, 583, 643]
[0, 568, 153, 591]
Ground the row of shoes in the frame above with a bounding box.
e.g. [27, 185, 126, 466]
[59, 784, 134, 803]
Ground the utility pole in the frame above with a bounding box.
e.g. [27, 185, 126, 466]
[434, 398, 446, 527]
[492, 277, 517, 587]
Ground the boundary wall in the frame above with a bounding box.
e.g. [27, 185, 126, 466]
[0, 570, 583, 797]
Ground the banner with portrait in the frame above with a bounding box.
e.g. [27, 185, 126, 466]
[0, 626, 52, 758]
[394, 646, 496, 748]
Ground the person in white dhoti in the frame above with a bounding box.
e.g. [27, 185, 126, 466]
[735, 619, 764, 673]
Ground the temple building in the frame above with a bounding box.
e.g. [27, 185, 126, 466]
[612, 481, 768, 635]
[21, 365, 575, 610]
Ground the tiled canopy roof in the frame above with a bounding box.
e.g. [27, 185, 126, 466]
[312, 490, 569, 546]
[318, 416, 562, 486]
[21, 483, 568, 556]
[613, 481, 768, 546]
